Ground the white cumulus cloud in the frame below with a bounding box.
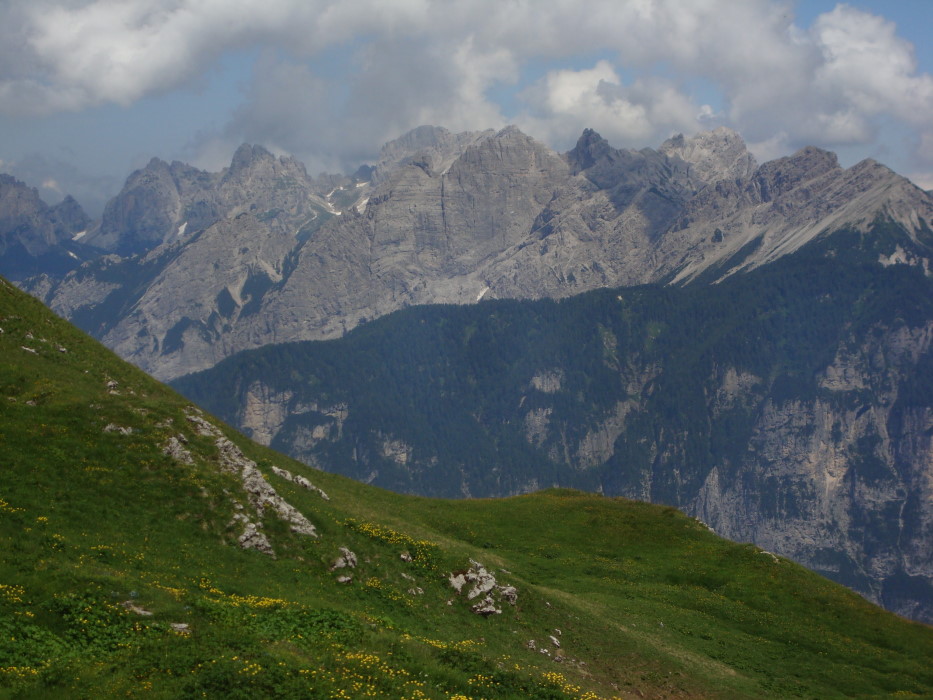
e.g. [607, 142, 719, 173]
[1, 0, 932, 175]
[517, 61, 710, 149]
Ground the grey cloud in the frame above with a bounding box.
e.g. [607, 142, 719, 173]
[2, 0, 933, 175]
[224, 53, 334, 157]
[192, 34, 509, 176]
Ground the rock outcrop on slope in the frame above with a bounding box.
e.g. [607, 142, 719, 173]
[34, 125, 933, 380]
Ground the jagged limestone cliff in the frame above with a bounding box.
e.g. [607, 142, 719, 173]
[35, 126, 933, 380]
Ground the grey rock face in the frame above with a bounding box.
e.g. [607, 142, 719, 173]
[184, 407, 318, 552]
[89, 157, 200, 255]
[38, 126, 933, 384]
[162, 435, 194, 465]
[48, 196, 92, 239]
[85, 144, 328, 256]
[692, 323, 933, 622]
[330, 547, 357, 571]
[449, 559, 518, 616]
[659, 126, 758, 184]
[372, 125, 496, 184]
[97, 212, 300, 379]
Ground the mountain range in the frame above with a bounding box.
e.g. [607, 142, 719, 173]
[21, 125, 933, 381]
[4, 124, 933, 625]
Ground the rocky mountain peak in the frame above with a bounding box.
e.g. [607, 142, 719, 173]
[0, 175, 87, 242]
[383, 125, 453, 155]
[754, 145, 840, 201]
[222, 144, 311, 190]
[495, 124, 524, 138]
[841, 158, 915, 201]
[0, 173, 22, 189]
[449, 126, 565, 183]
[373, 126, 496, 183]
[471, 124, 538, 152]
[0, 174, 45, 220]
[89, 157, 197, 255]
[140, 157, 172, 177]
[566, 128, 612, 173]
[86, 143, 321, 256]
[227, 143, 276, 173]
[847, 157, 895, 180]
[37, 124, 933, 383]
[563, 128, 683, 199]
[48, 194, 91, 235]
[0, 174, 91, 279]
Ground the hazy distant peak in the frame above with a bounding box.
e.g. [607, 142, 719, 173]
[138, 156, 172, 175]
[0, 173, 24, 187]
[494, 124, 525, 138]
[387, 125, 454, 152]
[0, 173, 91, 279]
[229, 143, 276, 172]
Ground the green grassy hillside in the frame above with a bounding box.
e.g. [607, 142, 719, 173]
[1, 276, 932, 699]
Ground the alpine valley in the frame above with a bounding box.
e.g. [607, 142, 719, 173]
[6, 125, 933, 628]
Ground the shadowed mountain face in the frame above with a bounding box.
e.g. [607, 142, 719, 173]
[30, 126, 933, 382]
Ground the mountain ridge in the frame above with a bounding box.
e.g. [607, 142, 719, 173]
[26, 125, 933, 380]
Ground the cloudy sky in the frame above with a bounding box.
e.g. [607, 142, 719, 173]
[1, 0, 932, 215]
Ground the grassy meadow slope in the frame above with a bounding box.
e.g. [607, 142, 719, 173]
[1, 276, 932, 698]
